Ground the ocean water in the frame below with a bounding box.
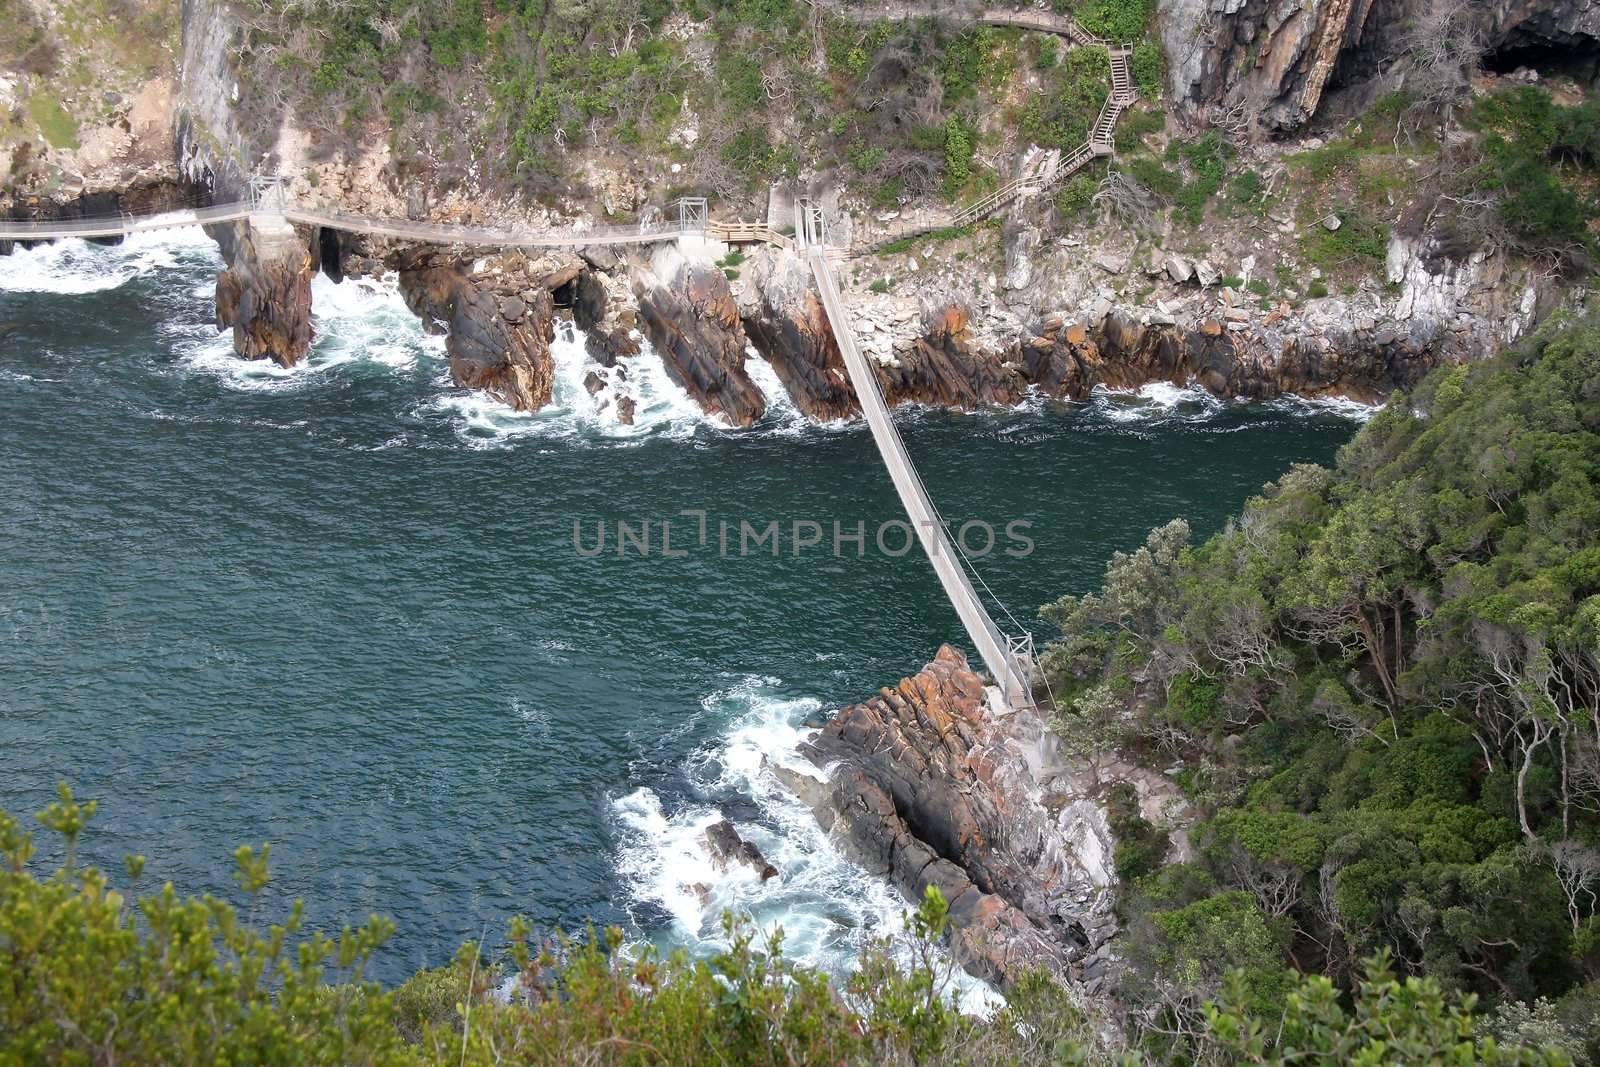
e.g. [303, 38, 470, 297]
[0, 231, 1361, 989]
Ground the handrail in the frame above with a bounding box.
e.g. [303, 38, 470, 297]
[283, 206, 685, 248]
[0, 202, 253, 240]
[860, 17, 1139, 248]
[807, 248, 1033, 707]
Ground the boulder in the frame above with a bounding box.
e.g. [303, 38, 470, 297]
[1165, 254, 1194, 284]
[1093, 251, 1129, 275]
[702, 819, 779, 881]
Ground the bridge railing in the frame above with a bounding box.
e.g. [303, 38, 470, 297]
[0, 202, 254, 241]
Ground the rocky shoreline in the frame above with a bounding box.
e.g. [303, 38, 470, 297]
[775, 646, 1134, 992]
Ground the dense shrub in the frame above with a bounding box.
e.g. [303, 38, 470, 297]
[2, 786, 1574, 1063]
[1040, 316, 1600, 1046]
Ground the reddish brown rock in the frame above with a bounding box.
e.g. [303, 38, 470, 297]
[635, 252, 766, 427]
[574, 268, 641, 368]
[702, 819, 779, 881]
[741, 255, 859, 421]
[213, 218, 314, 369]
[785, 646, 1116, 989]
[877, 303, 1026, 410]
[1016, 311, 1429, 403]
[395, 250, 557, 412]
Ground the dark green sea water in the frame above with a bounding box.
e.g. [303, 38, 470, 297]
[0, 230, 1359, 983]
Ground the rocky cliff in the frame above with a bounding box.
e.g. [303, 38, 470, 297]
[1, 0, 1587, 423]
[1160, 0, 1600, 132]
[777, 646, 1124, 991]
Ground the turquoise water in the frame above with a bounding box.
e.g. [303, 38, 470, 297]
[0, 230, 1359, 983]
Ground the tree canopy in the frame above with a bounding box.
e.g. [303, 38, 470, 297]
[1042, 313, 1600, 1059]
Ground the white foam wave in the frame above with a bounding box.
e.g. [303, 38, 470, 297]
[1091, 381, 1223, 423]
[610, 675, 1002, 1014]
[0, 226, 221, 295]
[742, 347, 850, 439]
[1266, 392, 1380, 421]
[424, 321, 720, 449]
[1090, 380, 1377, 424]
[170, 271, 439, 392]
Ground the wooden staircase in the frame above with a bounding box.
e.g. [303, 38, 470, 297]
[868, 28, 1140, 251]
[708, 12, 1144, 258]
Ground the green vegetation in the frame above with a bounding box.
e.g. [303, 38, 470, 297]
[1065, 0, 1155, 42]
[1463, 87, 1600, 260]
[1302, 208, 1390, 271]
[1168, 130, 1230, 225]
[1131, 39, 1163, 97]
[1055, 172, 1098, 221]
[25, 92, 78, 150]
[227, 0, 1157, 213]
[1016, 46, 1111, 155]
[1040, 316, 1600, 1058]
[878, 224, 974, 256]
[2, 784, 1573, 1063]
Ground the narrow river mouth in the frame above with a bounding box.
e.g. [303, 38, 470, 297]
[0, 228, 1364, 989]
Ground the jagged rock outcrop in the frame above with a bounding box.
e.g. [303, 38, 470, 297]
[213, 217, 314, 368]
[740, 253, 859, 421]
[877, 302, 1027, 410]
[782, 646, 1116, 989]
[391, 248, 578, 412]
[573, 252, 642, 367]
[702, 819, 779, 881]
[1021, 308, 1448, 402]
[1161, 0, 1600, 132]
[634, 245, 766, 427]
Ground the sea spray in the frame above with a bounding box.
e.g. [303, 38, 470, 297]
[610, 673, 1004, 1012]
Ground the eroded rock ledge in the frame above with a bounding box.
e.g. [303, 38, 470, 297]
[387, 248, 583, 412]
[776, 646, 1118, 989]
[634, 245, 766, 427]
[213, 216, 314, 368]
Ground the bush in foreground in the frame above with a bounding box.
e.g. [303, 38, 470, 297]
[0, 785, 1577, 1064]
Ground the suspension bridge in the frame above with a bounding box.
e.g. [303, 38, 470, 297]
[0, 6, 1143, 708]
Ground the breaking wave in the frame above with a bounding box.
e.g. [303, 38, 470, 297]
[0, 227, 220, 295]
[609, 674, 1003, 1013]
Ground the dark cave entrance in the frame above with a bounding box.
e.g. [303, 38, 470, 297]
[1481, 38, 1600, 85]
[550, 277, 579, 309]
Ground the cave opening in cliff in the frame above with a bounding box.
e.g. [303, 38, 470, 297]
[1481, 39, 1600, 85]
[316, 227, 345, 285]
[550, 278, 578, 309]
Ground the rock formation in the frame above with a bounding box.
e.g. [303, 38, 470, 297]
[878, 301, 1027, 410]
[740, 253, 860, 421]
[779, 646, 1117, 989]
[213, 217, 314, 368]
[389, 248, 580, 412]
[1161, 0, 1600, 132]
[701, 819, 780, 881]
[573, 250, 642, 368]
[634, 245, 767, 427]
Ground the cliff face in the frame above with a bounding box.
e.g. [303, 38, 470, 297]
[634, 246, 767, 428]
[1160, 0, 1600, 131]
[778, 646, 1120, 990]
